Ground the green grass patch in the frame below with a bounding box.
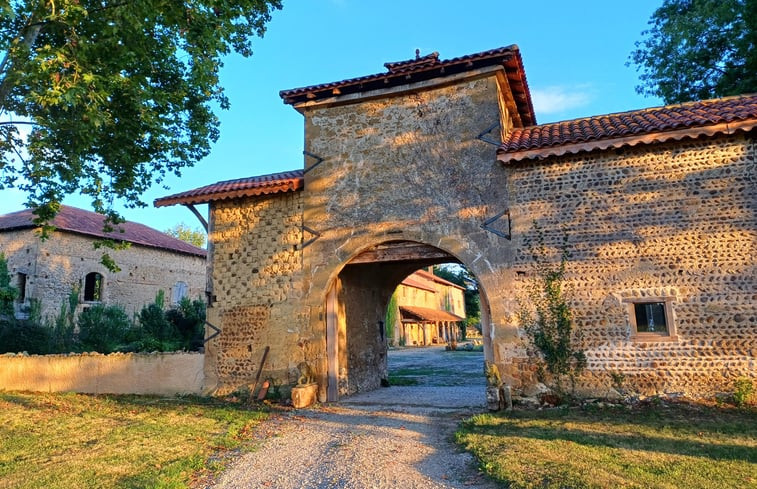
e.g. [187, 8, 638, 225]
[456, 403, 757, 489]
[387, 374, 420, 386]
[0, 392, 269, 489]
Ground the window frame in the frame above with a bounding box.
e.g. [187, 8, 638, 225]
[623, 295, 678, 342]
[83, 272, 104, 303]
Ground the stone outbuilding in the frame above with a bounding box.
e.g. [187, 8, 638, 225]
[0, 205, 207, 319]
[156, 45, 757, 400]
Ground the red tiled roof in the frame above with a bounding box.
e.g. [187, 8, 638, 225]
[154, 170, 304, 207]
[280, 45, 536, 126]
[399, 305, 464, 323]
[414, 269, 465, 290]
[0, 205, 206, 257]
[498, 94, 757, 163]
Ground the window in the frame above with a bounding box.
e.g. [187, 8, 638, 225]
[83, 272, 103, 302]
[172, 281, 188, 304]
[624, 296, 677, 341]
[17, 273, 27, 303]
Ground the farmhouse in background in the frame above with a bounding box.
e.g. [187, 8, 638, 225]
[0, 205, 206, 319]
[388, 269, 465, 347]
[156, 45, 756, 401]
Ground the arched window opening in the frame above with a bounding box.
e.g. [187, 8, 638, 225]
[83, 272, 103, 302]
[172, 281, 189, 304]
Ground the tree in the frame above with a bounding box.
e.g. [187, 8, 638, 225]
[629, 0, 757, 103]
[165, 222, 206, 248]
[0, 0, 281, 227]
[433, 264, 481, 332]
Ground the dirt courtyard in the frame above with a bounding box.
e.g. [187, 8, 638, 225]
[209, 345, 499, 489]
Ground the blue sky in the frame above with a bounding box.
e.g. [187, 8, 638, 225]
[0, 0, 665, 233]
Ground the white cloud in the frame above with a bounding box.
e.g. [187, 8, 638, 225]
[530, 85, 593, 115]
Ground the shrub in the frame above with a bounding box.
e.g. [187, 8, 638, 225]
[77, 304, 131, 353]
[165, 296, 206, 351]
[733, 377, 755, 407]
[0, 318, 51, 354]
[518, 223, 586, 396]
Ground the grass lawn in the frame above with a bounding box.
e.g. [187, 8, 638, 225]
[456, 402, 757, 489]
[0, 392, 269, 489]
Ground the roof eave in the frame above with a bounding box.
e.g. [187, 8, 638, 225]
[154, 180, 304, 208]
[498, 120, 757, 164]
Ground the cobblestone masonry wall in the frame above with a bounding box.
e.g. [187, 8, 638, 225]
[0, 229, 205, 319]
[299, 72, 518, 400]
[205, 67, 755, 399]
[204, 192, 307, 394]
[506, 134, 757, 397]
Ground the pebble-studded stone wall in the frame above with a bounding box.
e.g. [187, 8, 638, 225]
[202, 65, 754, 400]
[0, 229, 206, 320]
[204, 192, 308, 394]
[297, 71, 516, 401]
[506, 134, 756, 397]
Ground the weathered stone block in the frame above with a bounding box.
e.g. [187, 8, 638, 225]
[291, 383, 318, 408]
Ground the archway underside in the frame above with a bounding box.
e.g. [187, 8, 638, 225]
[327, 241, 465, 400]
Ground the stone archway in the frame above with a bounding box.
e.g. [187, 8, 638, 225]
[323, 240, 492, 401]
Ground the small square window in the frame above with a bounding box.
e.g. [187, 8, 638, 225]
[634, 302, 667, 333]
[623, 296, 678, 342]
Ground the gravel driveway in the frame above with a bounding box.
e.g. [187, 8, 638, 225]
[210, 346, 500, 489]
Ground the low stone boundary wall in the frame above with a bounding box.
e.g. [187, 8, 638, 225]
[0, 352, 204, 395]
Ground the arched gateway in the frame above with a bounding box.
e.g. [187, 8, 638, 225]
[156, 46, 757, 401]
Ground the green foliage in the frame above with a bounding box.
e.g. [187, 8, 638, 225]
[0, 0, 282, 228]
[165, 296, 206, 351]
[0, 318, 51, 354]
[732, 377, 755, 407]
[518, 223, 585, 394]
[164, 223, 207, 248]
[629, 0, 757, 103]
[77, 304, 131, 353]
[384, 291, 397, 344]
[0, 252, 18, 318]
[131, 291, 205, 352]
[433, 264, 481, 335]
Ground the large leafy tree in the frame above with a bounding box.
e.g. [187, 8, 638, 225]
[0, 0, 281, 225]
[164, 222, 206, 248]
[629, 0, 757, 103]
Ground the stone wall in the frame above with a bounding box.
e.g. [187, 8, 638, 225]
[204, 192, 308, 395]
[202, 64, 756, 400]
[505, 134, 757, 397]
[0, 229, 206, 319]
[0, 352, 203, 395]
[298, 72, 517, 399]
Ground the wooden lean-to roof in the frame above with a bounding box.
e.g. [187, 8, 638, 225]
[498, 94, 757, 163]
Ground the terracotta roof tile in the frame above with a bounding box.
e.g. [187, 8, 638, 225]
[0, 205, 206, 257]
[498, 94, 757, 163]
[399, 305, 464, 323]
[154, 169, 304, 207]
[280, 45, 536, 126]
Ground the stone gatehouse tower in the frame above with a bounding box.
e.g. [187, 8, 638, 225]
[156, 46, 757, 401]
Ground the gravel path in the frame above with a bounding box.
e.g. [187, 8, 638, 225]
[210, 346, 500, 489]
